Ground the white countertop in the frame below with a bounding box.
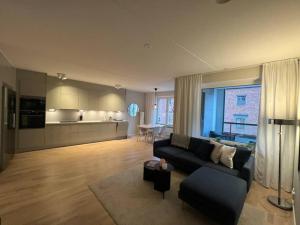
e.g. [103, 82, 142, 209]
[46, 120, 128, 125]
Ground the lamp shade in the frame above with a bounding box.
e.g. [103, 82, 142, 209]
[268, 118, 299, 126]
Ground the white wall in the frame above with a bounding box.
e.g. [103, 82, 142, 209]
[125, 90, 145, 136]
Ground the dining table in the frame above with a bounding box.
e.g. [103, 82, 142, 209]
[137, 124, 165, 143]
[138, 124, 165, 129]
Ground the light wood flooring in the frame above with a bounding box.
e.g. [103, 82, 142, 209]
[0, 138, 293, 225]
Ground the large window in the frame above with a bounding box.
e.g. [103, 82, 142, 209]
[201, 85, 260, 144]
[156, 97, 174, 126]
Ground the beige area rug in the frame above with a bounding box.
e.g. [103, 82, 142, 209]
[89, 166, 267, 225]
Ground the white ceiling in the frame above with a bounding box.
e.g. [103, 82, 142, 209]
[0, 0, 299, 92]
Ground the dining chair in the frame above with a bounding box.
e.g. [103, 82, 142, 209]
[137, 127, 147, 142]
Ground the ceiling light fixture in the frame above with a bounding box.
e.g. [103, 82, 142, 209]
[115, 84, 122, 89]
[57, 73, 67, 80]
[154, 88, 158, 109]
[216, 0, 232, 4]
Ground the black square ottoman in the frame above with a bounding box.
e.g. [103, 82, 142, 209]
[178, 167, 247, 225]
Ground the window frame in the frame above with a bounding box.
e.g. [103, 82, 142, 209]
[156, 96, 174, 127]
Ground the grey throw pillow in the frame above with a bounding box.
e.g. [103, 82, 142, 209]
[171, 133, 190, 149]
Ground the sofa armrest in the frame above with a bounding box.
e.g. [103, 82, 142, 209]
[153, 139, 171, 149]
[239, 156, 255, 191]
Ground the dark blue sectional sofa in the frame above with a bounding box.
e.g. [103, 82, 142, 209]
[153, 134, 255, 225]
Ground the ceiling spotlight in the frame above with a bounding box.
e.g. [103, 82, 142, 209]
[115, 84, 122, 89]
[216, 0, 232, 4]
[57, 73, 67, 80]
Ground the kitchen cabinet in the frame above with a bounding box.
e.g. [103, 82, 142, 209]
[116, 122, 128, 138]
[46, 76, 126, 111]
[17, 129, 45, 152]
[88, 90, 99, 111]
[60, 85, 79, 109]
[46, 77, 61, 110]
[78, 88, 89, 110]
[99, 89, 125, 112]
[44, 121, 128, 149]
[18, 121, 128, 151]
[17, 69, 47, 97]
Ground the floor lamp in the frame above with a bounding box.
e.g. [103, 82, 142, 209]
[267, 118, 298, 211]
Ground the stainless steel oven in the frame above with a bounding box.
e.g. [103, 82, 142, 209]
[19, 96, 46, 129]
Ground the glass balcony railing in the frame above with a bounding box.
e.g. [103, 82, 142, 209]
[209, 121, 258, 144]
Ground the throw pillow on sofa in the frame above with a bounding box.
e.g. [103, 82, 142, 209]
[233, 146, 252, 170]
[210, 140, 224, 163]
[189, 137, 215, 161]
[220, 145, 237, 169]
[171, 133, 190, 149]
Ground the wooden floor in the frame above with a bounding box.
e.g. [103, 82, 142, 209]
[0, 138, 293, 225]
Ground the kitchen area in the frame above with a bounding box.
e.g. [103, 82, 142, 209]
[16, 69, 134, 153]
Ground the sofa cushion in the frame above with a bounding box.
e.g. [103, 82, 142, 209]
[179, 167, 247, 225]
[233, 146, 252, 170]
[204, 162, 239, 177]
[176, 152, 207, 172]
[153, 146, 185, 161]
[189, 137, 215, 161]
[171, 133, 190, 149]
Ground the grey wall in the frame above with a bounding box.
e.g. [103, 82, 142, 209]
[126, 90, 145, 136]
[0, 51, 16, 165]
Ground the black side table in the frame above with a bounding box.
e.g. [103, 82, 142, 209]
[153, 163, 174, 199]
[143, 160, 159, 181]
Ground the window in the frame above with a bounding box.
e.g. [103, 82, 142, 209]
[201, 85, 260, 144]
[156, 97, 174, 126]
[237, 95, 246, 105]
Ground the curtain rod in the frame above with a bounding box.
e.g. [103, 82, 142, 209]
[263, 57, 300, 64]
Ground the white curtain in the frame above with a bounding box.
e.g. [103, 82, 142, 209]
[174, 74, 202, 137]
[255, 58, 300, 192]
[145, 93, 156, 124]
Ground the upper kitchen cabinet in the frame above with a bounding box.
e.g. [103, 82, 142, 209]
[45, 76, 126, 111]
[60, 84, 79, 109]
[17, 69, 47, 97]
[78, 88, 89, 110]
[88, 89, 99, 111]
[46, 77, 79, 110]
[99, 88, 126, 112]
[46, 77, 61, 110]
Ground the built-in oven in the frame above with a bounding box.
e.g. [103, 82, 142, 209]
[19, 96, 46, 129]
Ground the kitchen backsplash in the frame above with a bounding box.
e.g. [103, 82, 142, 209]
[46, 109, 125, 122]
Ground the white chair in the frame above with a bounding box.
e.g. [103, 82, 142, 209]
[154, 126, 168, 141]
[137, 127, 147, 142]
[145, 128, 155, 143]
